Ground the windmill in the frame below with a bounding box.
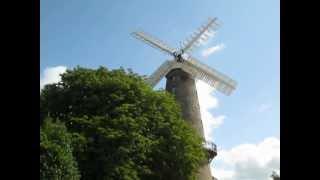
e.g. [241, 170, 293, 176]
[131, 17, 237, 180]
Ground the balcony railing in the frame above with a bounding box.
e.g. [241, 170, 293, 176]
[203, 141, 217, 162]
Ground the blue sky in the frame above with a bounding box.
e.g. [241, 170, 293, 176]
[41, 0, 279, 179]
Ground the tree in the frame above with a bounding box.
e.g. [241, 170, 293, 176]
[40, 118, 80, 180]
[271, 171, 280, 180]
[40, 67, 207, 180]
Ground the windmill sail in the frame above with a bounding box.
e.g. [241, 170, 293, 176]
[147, 58, 237, 95]
[132, 17, 237, 95]
[186, 58, 236, 95]
[131, 31, 175, 56]
[146, 60, 176, 87]
[181, 18, 219, 54]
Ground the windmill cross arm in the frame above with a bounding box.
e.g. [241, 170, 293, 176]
[131, 31, 176, 56]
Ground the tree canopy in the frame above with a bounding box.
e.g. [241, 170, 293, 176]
[40, 118, 81, 180]
[40, 67, 207, 180]
[271, 171, 280, 180]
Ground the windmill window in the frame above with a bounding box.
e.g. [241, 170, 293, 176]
[172, 87, 176, 93]
[171, 76, 180, 81]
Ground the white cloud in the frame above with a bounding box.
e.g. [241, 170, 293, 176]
[257, 104, 272, 113]
[196, 80, 225, 142]
[195, 72, 279, 180]
[201, 43, 225, 58]
[212, 137, 280, 180]
[40, 66, 67, 90]
[213, 169, 234, 180]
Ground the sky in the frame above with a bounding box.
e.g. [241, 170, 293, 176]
[41, 0, 279, 179]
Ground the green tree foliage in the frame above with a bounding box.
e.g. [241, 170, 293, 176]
[40, 67, 206, 180]
[271, 171, 280, 180]
[40, 118, 80, 180]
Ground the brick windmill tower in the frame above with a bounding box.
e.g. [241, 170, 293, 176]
[132, 17, 237, 180]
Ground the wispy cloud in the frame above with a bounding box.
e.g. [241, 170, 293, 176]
[196, 80, 225, 142]
[40, 66, 67, 90]
[201, 43, 225, 58]
[257, 103, 272, 113]
[213, 137, 280, 180]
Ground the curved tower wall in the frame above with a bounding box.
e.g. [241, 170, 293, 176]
[165, 68, 212, 180]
